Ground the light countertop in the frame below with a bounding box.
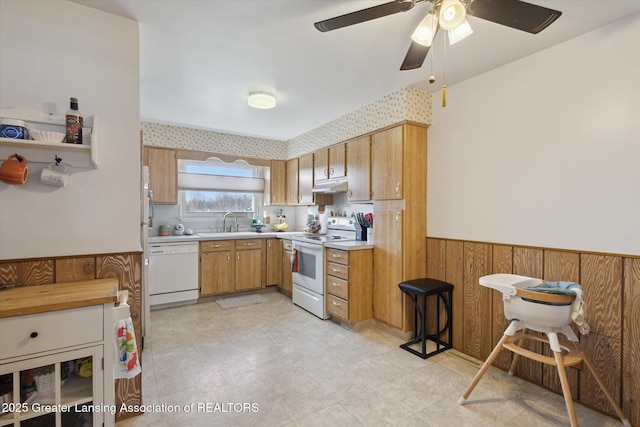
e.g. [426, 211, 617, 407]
[149, 231, 303, 244]
[324, 240, 374, 251]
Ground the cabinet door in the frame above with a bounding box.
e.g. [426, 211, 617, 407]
[372, 126, 403, 200]
[265, 160, 286, 206]
[285, 158, 299, 205]
[0, 345, 105, 427]
[266, 239, 282, 286]
[373, 204, 404, 328]
[346, 136, 371, 202]
[200, 251, 234, 295]
[144, 147, 177, 205]
[298, 154, 314, 205]
[328, 143, 346, 179]
[235, 249, 263, 291]
[281, 249, 293, 294]
[313, 149, 329, 183]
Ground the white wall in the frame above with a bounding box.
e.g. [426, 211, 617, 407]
[0, 1, 140, 259]
[427, 13, 640, 256]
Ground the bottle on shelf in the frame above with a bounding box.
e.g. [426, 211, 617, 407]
[65, 97, 83, 144]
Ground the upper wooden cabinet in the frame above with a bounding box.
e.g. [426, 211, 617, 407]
[314, 143, 346, 183]
[264, 160, 286, 206]
[372, 127, 404, 200]
[144, 146, 177, 205]
[346, 136, 371, 202]
[285, 158, 299, 205]
[298, 153, 314, 205]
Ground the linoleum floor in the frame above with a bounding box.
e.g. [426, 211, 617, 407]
[116, 290, 622, 427]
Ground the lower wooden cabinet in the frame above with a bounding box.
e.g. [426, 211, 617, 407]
[235, 239, 263, 291]
[325, 248, 373, 323]
[265, 238, 282, 286]
[200, 239, 264, 296]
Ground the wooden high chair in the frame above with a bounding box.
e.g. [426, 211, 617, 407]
[457, 274, 630, 427]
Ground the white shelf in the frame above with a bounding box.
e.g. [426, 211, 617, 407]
[0, 107, 98, 168]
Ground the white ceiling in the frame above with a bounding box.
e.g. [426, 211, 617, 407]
[70, 0, 640, 141]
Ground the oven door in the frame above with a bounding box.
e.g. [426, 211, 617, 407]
[292, 241, 324, 294]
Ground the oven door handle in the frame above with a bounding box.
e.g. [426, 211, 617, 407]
[294, 242, 323, 252]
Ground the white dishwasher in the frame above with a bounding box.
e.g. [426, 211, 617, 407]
[149, 242, 199, 307]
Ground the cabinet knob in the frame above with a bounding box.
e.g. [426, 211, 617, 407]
[330, 167, 334, 176]
[332, 282, 341, 287]
[347, 189, 352, 198]
[30, 332, 38, 338]
[332, 301, 340, 306]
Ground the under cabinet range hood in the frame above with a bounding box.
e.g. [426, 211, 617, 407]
[312, 177, 348, 193]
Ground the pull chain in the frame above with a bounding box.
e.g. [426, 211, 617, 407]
[442, 34, 447, 108]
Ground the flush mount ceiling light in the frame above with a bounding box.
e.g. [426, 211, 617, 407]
[248, 92, 276, 109]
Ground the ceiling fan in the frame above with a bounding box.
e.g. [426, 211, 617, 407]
[314, 0, 562, 71]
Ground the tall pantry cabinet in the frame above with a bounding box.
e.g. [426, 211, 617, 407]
[372, 123, 427, 332]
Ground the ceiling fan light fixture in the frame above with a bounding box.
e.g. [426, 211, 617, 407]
[439, 0, 466, 30]
[411, 12, 438, 47]
[248, 92, 276, 109]
[447, 18, 473, 45]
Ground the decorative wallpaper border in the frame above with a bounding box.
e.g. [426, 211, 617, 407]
[141, 122, 289, 160]
[142, 87, 432, 160]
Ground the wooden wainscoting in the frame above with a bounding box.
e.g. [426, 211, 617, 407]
[426, 237, 640, 425]
[0, 251, 143, 421]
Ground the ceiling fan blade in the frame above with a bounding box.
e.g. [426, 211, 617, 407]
[400, 40, 431, 70]
[467, 0, 562, 34]
[315, 1, 416, 32]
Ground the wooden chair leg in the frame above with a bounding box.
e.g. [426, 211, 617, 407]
[508, 328, 528, 375]
[554, 350, 579, 427]
[458, 333, 511, 404]
[582, 355, 632, 427]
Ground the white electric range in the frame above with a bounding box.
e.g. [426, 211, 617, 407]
[289, 217, 358, 319]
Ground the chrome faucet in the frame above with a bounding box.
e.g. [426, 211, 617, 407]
[223, 211, 237, 232]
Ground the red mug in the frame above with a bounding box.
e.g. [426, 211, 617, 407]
[0, 154, 28, 185]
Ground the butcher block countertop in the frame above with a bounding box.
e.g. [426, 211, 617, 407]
[0, 278, 118, 318]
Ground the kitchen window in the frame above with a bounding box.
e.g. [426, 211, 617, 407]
[177, 158, 264, 217]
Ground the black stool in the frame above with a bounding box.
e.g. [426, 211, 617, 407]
[398, 278, 453, 359]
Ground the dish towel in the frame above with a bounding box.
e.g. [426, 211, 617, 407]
[114, 317, 141, 379]
[525, 281, 590, 335]
[291, 244, 298, 273]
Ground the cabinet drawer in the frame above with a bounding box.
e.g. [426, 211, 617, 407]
[235, 239, 263, 249]
[326, 294, 349, 320]
[326, 248, 349, 265]
[201, 240, 233, 252]
[326, 262, 349, 280]
[282, 240, 293, 251]
[0, 305, 103, 361]
[326, 275, 349, 300]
